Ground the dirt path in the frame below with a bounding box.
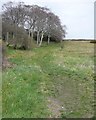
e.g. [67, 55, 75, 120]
[47, 97, 66, 118]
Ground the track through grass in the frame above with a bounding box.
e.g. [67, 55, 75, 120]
[2, 41, 94, 118]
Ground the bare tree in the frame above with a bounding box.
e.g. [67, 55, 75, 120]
[2, 1, 66, 48]
[2, 1, 30, 49]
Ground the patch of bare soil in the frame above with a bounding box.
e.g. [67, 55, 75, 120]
[47, 97, 66, 118]
[2, 57, 14, 70]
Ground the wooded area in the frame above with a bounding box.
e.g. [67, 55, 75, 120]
[2, 1, 66, 49]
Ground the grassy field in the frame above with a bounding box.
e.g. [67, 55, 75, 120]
[2, 41, 94, 118]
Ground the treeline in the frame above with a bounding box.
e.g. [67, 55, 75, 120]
[2, 1, 66, 49]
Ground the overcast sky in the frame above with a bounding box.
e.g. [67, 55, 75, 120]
[0, 0, 95, 39]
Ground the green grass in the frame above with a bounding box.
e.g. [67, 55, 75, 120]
[2, 41, 94, 118]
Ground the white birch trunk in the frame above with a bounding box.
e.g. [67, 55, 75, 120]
[31, 28, 34, 40]
[39, 31, 44, 46]
[37, 31, 40, 45]
[48, 34, 50, 44]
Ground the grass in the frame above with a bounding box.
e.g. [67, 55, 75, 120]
[2, 41, 94, 118]
[0, 40, 2, 119]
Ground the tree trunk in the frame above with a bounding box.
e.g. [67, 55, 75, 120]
[39, 31, 44, 46]
[48, 34, 50, 45]
[28, 30, 31, 38]
[37, 31, 40, 45]
[6, 32, 9, 44]
[31, 29, 34, 40]
[28, 30, 31, 49]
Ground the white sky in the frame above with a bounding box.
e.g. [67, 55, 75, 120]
[0, 0, 95, 39]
